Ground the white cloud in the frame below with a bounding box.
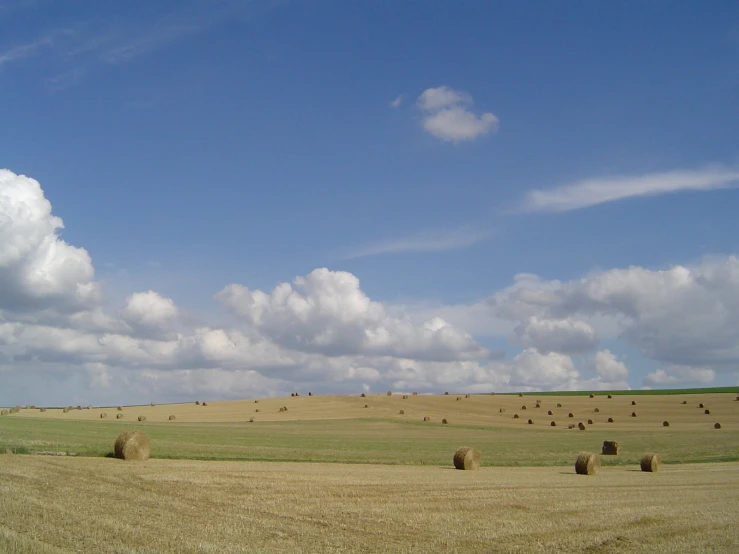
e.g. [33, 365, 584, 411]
[509, 349, 580, 390]
[520, 167, 739, 213]
[390, 95, 403, 108]
[417, 86, 498, 143]
[346, 225, 491, 259]
[0, 33, 57, 69]
[120, 290, 179, 339]
[592, 350, 629, 382]
[514, 316, 597, 354]
[643, 365, 716, 387]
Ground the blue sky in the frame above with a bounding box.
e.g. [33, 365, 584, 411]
[1, 0, 739, 406]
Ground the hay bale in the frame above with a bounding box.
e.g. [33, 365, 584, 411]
[442, 418, 448, 424]
[513, 414, 519, 419]
[714, 422, 721, 429]
[202, 402, 207, 406]
[589, 394, 594, 398]
[704, 409, 710, 415]
[76, 405, 82, 410]
[249, 417, 254, 422]
[568, 413, 574, 418]
[100, 413, 107, 419]
[594, 407, 600, 413]
[62, 408, 69, 413]
[86, 405, 91, 410]
[681, 400, 687, 404]
[699, 403, 704, 408]
[403, 395, 408, 399]
[364, 404, 369, 408]
[150, 402, 155, 407]
[444, 392, 449, 395]
[550, 421, 556, 426]
[290, 393, 295, 397]
[527, 419, 533, 424]
[607, 394, 612, 399]
[578, 422, 586, 430]
[640, 452, 660, 472]
[423, 416, 430, 421]
[631, 401, 636, 405]
[168, 415, 175, 421]
[413, 392, 418, 395]
[387, 391, 392, 396]
[608, 417, 614, 423]
[557, 403, 562, 408]
[535, 403, 541, 408]
[279, 406, 286, 412]
[360, 393, 366, 398]
[399, 409, 405, 415]
[602, 441, 621, 455]
[575, 452, 600, 475]
[195, 400, 201, 405]
[663, 420, 670, 427]
[117, 406, 123, 411]
[30, 405, 36, 410]
[138, 415, 146, 422]
[308, 392, 313, 396]
[631, 412, 637, 417]
[116, 414, 123, 419]
[114, 430, 151, 461]
[499, 408, 506, 413]
[39, 408, 46, 412]
[568, 424, 575, 429]
[453, 446, 481, 470]
[465, 394, 470, 398]
[456, 397, 461, 401]
[547, 410, 553, 415]
[587, 419, 594, 425]
[0, 410, 7, 416]
[518, 393, 523, 397]
[522, 405, 527, 410]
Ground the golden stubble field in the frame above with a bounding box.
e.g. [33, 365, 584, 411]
[2, 392, 739, 553]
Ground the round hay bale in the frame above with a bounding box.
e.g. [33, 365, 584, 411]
[535, 403, 540, 408]
[62, 408, 69, 413]
[587, 419, 594, 425]
[608, 417, 614, 423]
[699, 403, 704, 408]
[39, 408, 46, 413]
[578, 422, 586, 430]
[255, 400, 259, 403]
[602, 440, 621, 455]
[114, 430, 151, 461]
[150, 402, 155, 407]
[594, 407, 600, 413]
[704, 409, 710, 415]
[399, 410, 404, 415]
[290, 393, 295, 397]
[568, 413, 574, 418]
[444, 392, 449, 395]
[76, 405, 82, 410]
[518, 393, 523, 397]
[631, 412, 637, 417]
[557, 403, 562, 408]
[714, 422, 721, 429]
[522, 405, 527, 410]
[736, 396, 739, 401]
[413, 392, 418, 395]
[631, 401, 636, 405]
[499, 408, 506, 413]
[589, 394, 594, 398]
[456, 397, 461, 401]
[117, 406, 122, 411]
[116, 414, 123, 419]
[575, 452, 600, 475]
[547, 410, 553, 415]
[100, 413, 107, 419]
[0, 410, 8, 416]
[138, 415, 146, 422]
[86, 405, 91, 410]
[442, 418, 448, 424]
[640, 452, 660, 472]
[360, 393, 365, 398]
[568, 424, 575, 429]
[527, 419, 533, 424]
[403, 395, 408, 399]
[308, 392, 313, 396]
[681, 400, 687, 404]
[453, 446, 481, 470]
[387, 391, 392, 396]
[662, 420, 670, 427]
[607, 394, 612, 399]
[249, 417, 254, 422]
[364, 404, 369, 408]
[202, 402, 207, 406]
[550, 421, 556, 426]
[168, 415, 175, 421]
[423, 416, 430, 421]
[513, 414, 519, 419]
[30, 405, 36, 410]
[465, 394, 470, 398]
[196, 400, 201, 405]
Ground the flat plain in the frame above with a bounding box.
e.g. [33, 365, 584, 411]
[1, 391, 739, 552]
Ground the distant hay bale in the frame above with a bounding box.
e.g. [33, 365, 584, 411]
[465, 394, 470, 398]
[568, 413, 574, 418]
[279, 406, 287, 412]
[399, 410, 404, 415]
[518, 393, 523, 397]
[456, 397, 461, 401]
[291, 393, 295, 397]
[202, 402, 207, 406]
[412, 392, 418, 395]
[527, 419, 533, 424]
[575, 452, 600, 475]
[547, 410, 553, 415]
[403, 395, 408, 399]
[442, 418, 448, 424]
[499, 408, 506, 413]
[714, 422, 721, 429]
[138, 416, 146, 422]
[308, 392, 313, 396]
[117, 406, 122, 411]
[589, 394, 594, 398]
[557, 403, 562, 408]
[640, 452, 660, 472]
[249, 417, 254, 422]
[0, 410, 7, 416]
[116, 414, 123, 419]
[513, 414, 519, 419]
[578, 422, 586, 430]
[150, 402, 155, 407]
[631, 412, 637, 417]
[76, 405, 82, 410]
[522, 405, 527, 410]
[453, 446, 481, 470]
[295, 392, 299, 397]
[550, 421, 556, 426]
[30, 405, 36, 410]
[535, 404, 540, 408]
[255, 400, 259, 403]
[607, 394, 612, 399]
[587, 419, 594, 425]
[568, 424, 575, 429]
[387, 391, 392, 396]
[699, 403, 704, 408]
[364, 404, 369, 408]
[631, 401, 636, 405]
[663, 420, 670, 427]
[602, 441, 621, 455]
[114, 430, 151, 461]
[360, 394, 366, 398]
[704, 409, 710, 415]
[594, 408, 600, 413]
[255, 409, 260, 412]
[39, 408, 46, 413]
[423, 416, 430, 421]
[681, 400, 687, 404]
[168, 415, 175, 421]
[62, 408, 69, 413]
[444, 392, 449, 395]
[196, 400, 201, 405]
[608, 417, 614, 423]
[100, 413, 107, 419]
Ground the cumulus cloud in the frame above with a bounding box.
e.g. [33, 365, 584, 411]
[643, 365, 716, 387]
[120, 290, 179, 339]
[592, 350, 629, 382]
[215, 268, 489, 361]
[0, 169, 101, 313]
[390, 95, 403, 108]
[514, 316, 598, 354]
[509, 349, 580, 390]
[417, 86, 498, 143]
[520, 167, 739, 213]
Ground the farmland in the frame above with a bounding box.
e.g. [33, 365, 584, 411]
[1, 390, 739, 552]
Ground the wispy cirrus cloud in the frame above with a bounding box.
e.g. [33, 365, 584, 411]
[0, 32, 60, 70]
[346, 225, 492, 259]
[520, 166, 739, 213]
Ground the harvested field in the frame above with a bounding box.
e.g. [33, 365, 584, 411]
[1, 456, 738, 553]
